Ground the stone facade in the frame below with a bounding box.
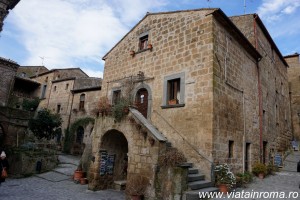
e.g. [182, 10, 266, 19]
[17, 66, 49, 78]
[0, 57, 19, 106]
[0, 0, 20, 32]
[231, 14, 292, 162]
[88, 9, 292, 198]
[285, 53, 300, 140]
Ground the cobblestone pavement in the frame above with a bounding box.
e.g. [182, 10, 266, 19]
[0, 154, 125, 200]
[212, 151, 300, 200]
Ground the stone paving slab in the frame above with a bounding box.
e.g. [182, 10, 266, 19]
[53, 163, 77, 176]
[35, 171, 71, 182]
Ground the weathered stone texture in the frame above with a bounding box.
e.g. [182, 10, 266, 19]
[231, 15, 292, 162]
[0, 57, 19, 106]
[285, 54, 300, 140]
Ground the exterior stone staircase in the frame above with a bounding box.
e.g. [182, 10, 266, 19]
[183, 163, 218, 200]
[130, 109, 218, 199]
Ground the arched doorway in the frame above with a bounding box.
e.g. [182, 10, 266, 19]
[76, 126, 84, 144]
[100, 130, 128, 187]
[135, 88, 148, 118]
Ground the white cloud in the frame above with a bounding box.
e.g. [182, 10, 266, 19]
[81, 68, 103, 78]
[8, 0, 166, 75]
[257, 0, 300, 22]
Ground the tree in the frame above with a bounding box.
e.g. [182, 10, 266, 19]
[28, 109, 62, 140]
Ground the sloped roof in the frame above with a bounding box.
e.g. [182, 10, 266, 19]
[30, 67, 88, 78]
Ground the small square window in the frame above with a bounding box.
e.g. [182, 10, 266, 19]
[57, 104, 61, 114]
[66, 84, 69, 90]
[139, 35, 148, 51]
[53, 86, 56, 92]
[167, 78, 180, 105]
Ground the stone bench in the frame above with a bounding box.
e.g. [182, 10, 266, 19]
[114, 180, 126, 191]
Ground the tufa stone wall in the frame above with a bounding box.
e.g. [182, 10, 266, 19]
[285, 54, 300, 140]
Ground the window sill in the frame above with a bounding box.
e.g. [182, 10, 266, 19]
[136, 48, 152, 54]
[161, 104, 185, 109]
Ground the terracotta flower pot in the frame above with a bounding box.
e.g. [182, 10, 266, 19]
[131, 195, 143, 200]
[74, 170, 84, 181]
[258, 173, 264, 179]
[80, 178, 88, 185]
[168, 99, 178, 105]
[218, 184, 229, 194]
[147, 44, 153, 50]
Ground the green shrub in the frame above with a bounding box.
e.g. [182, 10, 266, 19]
[235, 172, 253, 187]
[252, 163, 267, 176]
[214, 164, 236, 189]
[267, 164, 278, 175]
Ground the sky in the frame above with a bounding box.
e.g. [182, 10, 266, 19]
[0, 0, 299, 78]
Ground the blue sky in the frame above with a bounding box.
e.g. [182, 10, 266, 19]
[0, 0, 299, 78]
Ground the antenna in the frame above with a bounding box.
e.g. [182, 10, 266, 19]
[39, 56, 51, 66]
[207, 0, 212, 8]
[244, 0, 246, 14]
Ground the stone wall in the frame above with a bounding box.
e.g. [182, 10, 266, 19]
[231, 15, 292, 158]
[212, 16, 259, 172]
[285, 54, 300, 140]
[0, 57, 19, 106]
[0, 0, 20, 32]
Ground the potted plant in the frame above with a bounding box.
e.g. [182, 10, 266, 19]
[214, 164, 236, 193]
[147, 44, 153, 50]
[112, 97, 130, 122]
[168, 99, 178, 105]
[126, 174, 149, 200]
[130, 50, 135, 57]
[98, 97, 112, 116]
[252, 163, 267, 179]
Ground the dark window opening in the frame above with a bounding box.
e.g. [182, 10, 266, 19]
[79, 94, 85, 110]
[167, 78, 180, 104]
[245, 143, 251, 171]
[54, 86, 56, 91]
[41, 85, 47, 99]
[76, 126, 84, 144]
[229, 140, 234, 158]
[57, 104, 61, 114]
[65, 84, 69, 90]
[263, 141, 268, 164]
[112, 90, 121, 105]
[139, 35, 148, 51]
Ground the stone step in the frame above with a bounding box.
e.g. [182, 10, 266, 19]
[188, 180, 213, 190]
[187, 174, 205, 182]
[185, 187, 219, 200]
[188, 168, 199, 174]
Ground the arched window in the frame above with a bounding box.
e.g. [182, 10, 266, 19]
[76, 126, 84, 144]
[79, 94, 85, 110]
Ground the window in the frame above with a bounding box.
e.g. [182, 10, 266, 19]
[245, 143, 251, 171]
[112, 90, 121, 105]
[53, 86, 56, 92]
[139, 34, 148, 51]
[167, 78, 180, 104]
[263, 141, 268, 164]
[45, 77, 48, 82]
[57, 104, 61, 114]
[162, 72, 185, 107]
[65, 83, 69, 90]
[79, 94, 85, 110]
[228, 140, 234, 158]
[41, 85, 47, 99]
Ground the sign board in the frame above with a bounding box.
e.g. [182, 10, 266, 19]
[99, 150, 107, 176]
[106, 154, 116, 175]
[291, 140, 299, 151]
[274, 153, 283, 167]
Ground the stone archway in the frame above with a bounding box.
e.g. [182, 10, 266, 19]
[99, 129, 128, 188]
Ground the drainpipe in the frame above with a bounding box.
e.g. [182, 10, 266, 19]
[253, 14, 263, 163]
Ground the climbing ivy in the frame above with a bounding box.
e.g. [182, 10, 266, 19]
[63, 117, 94, 153]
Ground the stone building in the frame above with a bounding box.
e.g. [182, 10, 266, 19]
[87, 8, 292, 199]
[285, 53, 300, 141]
[0, 0, 20, 32]
[230, 14, 292, 153]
